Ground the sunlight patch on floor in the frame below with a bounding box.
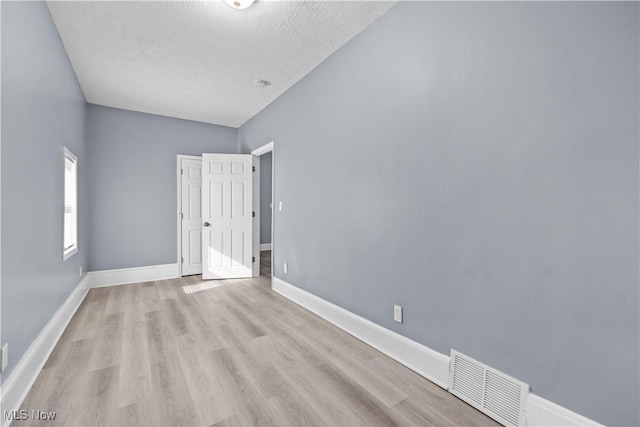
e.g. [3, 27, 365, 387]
[182, 281, 222, 294]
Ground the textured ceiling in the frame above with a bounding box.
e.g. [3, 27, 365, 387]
[47, 1, 395, 127]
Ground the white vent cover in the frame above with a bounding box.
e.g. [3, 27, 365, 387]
[449, 350, 529, 426]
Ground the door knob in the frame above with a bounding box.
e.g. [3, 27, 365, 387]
[203, 222, 210, 227]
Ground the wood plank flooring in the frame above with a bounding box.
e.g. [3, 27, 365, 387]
[16, 251, 498, 426]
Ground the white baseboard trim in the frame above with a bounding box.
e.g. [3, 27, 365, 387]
[259, 243, 272, 251]
[1, 276, 89, 427]
[84, 263, 179, 288]
[272, 276, 450, 388]
[271, 276, 603, 427]
[526, 394, 603, 426]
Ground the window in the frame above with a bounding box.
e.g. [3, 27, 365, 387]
[63, 147, 78, 261]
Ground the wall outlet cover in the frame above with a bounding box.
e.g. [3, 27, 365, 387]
[283, 262, 288, 274]
[1, 343, 8, 372]
[394, 305, 403, 323]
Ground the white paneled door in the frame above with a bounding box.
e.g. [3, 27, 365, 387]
[180, 157, 203, 276]
[202, 154, 258, 279]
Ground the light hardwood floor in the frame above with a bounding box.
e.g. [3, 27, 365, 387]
[16, 251, 498, 426]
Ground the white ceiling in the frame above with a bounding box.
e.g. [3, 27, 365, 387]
[47, 1, 395, 128]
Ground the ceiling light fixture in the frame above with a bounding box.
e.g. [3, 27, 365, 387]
[223, 0, 255, 10]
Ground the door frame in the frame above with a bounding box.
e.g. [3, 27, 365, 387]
[251, 141, 275, 281]
[177, 147, 273, 279]
[176, 154, 202, 277]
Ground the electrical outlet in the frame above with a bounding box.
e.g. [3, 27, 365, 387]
[283, 262, 288, 274]
[278, 201, 283, 211]
[1, 343, 8, 372]
[79, 266, 83, 276]
[394, 305, 403, 323]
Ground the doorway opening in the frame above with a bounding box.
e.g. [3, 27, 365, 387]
[251, 141, 274, 282]
[176, 143, 274, 281]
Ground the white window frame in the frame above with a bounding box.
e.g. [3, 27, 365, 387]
[63, 147, 78, 261]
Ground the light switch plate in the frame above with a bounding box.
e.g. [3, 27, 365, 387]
[283, 262, 288, 274]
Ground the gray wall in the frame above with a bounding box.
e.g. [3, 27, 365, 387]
[1, 1, 88, 381]
[86, 105, 237, 271]
[238, 2, 640, 425]
[260, 152, 272, 244]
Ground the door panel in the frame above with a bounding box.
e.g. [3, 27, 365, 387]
[231, 182, 245, 218]
[181, 157, 203, 276]
[188, 186, 201, 219]
[188, 230, 201, 265]
[202, 154, 256, 279]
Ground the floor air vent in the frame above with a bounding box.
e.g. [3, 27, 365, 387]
[449, 350, 528, 426]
